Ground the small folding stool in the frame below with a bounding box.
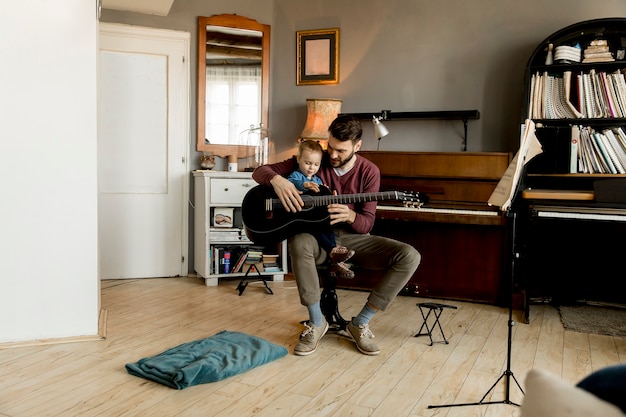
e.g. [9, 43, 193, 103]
[236, 263, 273, 296]
[414, 302, 457, 345]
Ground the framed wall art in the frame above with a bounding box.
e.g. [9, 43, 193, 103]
[296, 28, 339, 85]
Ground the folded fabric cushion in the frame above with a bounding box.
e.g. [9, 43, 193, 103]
[521, 368, 625, 417]
[125, 330, 288, 389]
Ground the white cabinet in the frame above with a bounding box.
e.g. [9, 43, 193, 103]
[193, 170, 287, 286]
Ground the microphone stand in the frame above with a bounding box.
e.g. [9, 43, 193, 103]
[428, 210, 525, 410]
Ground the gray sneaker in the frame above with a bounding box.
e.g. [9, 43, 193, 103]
[347, 320, 380, 355]
[294, 318, 329, 356]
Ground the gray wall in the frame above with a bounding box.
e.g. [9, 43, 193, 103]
[101, 0, 626, 274]
[103, 0, 626, 159]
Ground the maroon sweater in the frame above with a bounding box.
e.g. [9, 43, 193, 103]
[252, 154, 381, 234]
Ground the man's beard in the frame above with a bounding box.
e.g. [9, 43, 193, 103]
[329, 150, 355, 168]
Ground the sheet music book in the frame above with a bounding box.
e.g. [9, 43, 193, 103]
[563, 71, 583, 118]
[580, 127, 603, 173]
[603, 128, 626, 173]
[570, 125, 580, 173]
[594, 132, 618, 173]
[488, 119, 543, 211]
[528, 72, 536, 119]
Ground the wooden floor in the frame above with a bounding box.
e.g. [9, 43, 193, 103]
[1, 277, 625, 417]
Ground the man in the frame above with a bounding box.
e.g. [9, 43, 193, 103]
[252, 115, 421, 356]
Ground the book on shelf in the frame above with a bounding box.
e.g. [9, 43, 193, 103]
[570, 125, 580, 173]
[210, 229, 243, 242]
[262, 253, 279, 262]
[611, 71, 626, 117]
[563, 71, 583, 118]
[576, 73, 585, 117]
[262, 264, 281, 273]
[587, 128, 612, 173]
[594, 132, 619, 174]
[577, 127, 592, 173]
[599, 71, 618, 118]
[603, 129, 626, 173]
[242, 261, 264, 273]
[232, 250, 248, 273]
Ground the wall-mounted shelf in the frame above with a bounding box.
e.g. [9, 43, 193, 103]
[341, 110, 480, 151]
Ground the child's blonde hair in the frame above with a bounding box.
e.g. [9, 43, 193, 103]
[298, 139, 324, 156]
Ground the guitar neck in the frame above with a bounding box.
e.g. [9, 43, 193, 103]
[277, 191, 400, 208]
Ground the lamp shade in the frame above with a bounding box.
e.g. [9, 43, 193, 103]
[372, 116, 389, 140]
[299, 98, 343, 141]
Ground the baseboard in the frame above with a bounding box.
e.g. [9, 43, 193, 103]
[0, 309, 108, 350]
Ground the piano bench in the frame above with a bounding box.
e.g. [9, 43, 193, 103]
[414, 302, 457, 345]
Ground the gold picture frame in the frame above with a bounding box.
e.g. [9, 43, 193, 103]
[296, 28, 340, 85]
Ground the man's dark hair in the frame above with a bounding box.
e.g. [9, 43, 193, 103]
[328, 115, 362, 144]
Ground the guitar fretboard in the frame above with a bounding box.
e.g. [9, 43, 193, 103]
[269, 191, 408, 210]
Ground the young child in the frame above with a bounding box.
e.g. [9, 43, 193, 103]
[287, 140, 355, 278]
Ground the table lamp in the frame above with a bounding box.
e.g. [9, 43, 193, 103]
[299, 98, 343, 149]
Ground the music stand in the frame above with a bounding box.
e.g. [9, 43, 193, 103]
[428, 211, 525, 410]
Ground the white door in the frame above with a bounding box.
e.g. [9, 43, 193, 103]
[98, 23, 189, 279]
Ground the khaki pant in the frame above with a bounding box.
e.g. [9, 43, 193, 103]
[287, 229, 421, 311]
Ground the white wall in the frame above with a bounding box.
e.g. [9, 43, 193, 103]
[0, 1, 99, 343]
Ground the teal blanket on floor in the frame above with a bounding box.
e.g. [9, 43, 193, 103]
[125, 330, 288, 389]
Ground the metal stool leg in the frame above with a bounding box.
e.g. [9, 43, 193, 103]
[414, 302, 457, 345]
[320, 271, 349, 331]
[414, 306, 439, 345]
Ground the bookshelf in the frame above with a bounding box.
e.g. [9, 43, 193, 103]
[522, 18, 626, 180]
[516, 18, 626, 313]
[193, 170, 287, 286]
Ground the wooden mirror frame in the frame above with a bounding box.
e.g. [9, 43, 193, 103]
[196, 14, 270, 158]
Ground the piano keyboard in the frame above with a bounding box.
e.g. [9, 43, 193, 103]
[533, 206, 626, 222]
[377, 205, 500, 217]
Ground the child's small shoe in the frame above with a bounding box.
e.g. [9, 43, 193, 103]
[329, 262, 355, 279]
[330, 246, 355, 264]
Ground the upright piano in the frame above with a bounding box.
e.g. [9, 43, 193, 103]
[336, 151, 512, 305]
[515, 156, 626, 313]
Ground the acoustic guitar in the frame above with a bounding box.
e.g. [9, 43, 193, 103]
[241, 185, 427, 245]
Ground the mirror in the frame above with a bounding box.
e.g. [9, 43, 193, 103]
[197, 14, 270, 158]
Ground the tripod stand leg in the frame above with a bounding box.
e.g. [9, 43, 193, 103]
[428, 211, 524, 410]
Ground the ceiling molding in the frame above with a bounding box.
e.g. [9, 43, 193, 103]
[102, 0, 174, 16]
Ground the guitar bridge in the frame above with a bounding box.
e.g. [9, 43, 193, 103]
[265, 198, 274, 219]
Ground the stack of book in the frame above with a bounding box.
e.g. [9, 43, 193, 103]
[582, 39, 614, 63]
[242, 246, 265, 273]
[262, 254, 281, 273]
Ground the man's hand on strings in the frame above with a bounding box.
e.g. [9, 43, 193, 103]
[327, 189, 356, 225]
